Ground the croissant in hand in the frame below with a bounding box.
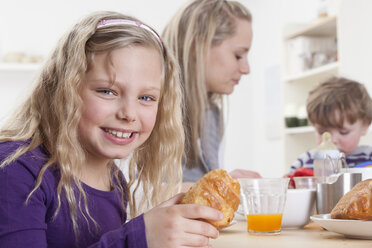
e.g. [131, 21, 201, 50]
[180, 169, 240, 230]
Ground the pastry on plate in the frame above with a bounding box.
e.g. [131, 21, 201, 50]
[331, 179, 372, 220]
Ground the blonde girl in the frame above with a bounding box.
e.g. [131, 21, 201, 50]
[0, 11, 222, 248]
[162, 0, 260, 186]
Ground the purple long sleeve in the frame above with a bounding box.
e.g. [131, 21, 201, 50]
[0, 141, 148, 248]
[89, 216, 147, 248]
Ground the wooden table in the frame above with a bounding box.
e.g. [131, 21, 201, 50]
[210, 221, 372, 248]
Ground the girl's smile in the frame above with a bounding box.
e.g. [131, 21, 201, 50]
[101, 127, 137, 145]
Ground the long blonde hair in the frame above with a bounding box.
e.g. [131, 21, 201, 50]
[0, 11, 183, 236]
[162, 0, 252, 168]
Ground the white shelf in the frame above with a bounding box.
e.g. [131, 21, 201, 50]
[284, 61, 339, 82]
[284, 126, 314, 135]
[284, 16, 337, 40]
[281, 15, 339, 169]
[0, 62, 42, 72]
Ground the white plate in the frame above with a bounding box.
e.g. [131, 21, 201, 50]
[234, 210, 246, 221]
[228, 220, 237, 227]
[220, 220, 237, 230]
[310, 214, 372, 239]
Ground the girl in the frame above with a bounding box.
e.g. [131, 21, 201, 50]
[0, 11, 221, 248]
[162, 0, 261, 186]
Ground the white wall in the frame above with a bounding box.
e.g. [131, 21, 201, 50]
[0, 0, 322, 177]
[0, 0, 186, 124]
[224, 0, 320, 177]
[0, 0, 185, 56]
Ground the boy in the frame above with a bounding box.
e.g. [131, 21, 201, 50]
[290, 77, 372, 172]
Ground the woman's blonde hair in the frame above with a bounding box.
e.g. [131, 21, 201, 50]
[162, 0, 252, 168]
[0, 11, 183, 237]
[307, 77, 372, 128]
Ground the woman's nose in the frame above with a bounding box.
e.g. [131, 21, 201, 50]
[240, 59, 250, 75]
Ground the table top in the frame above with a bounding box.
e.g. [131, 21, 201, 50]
[210, 221, 372, 248]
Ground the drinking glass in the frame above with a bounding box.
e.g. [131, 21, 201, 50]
[239, 178, 290, 235]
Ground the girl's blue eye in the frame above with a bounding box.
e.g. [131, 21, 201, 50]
[97, 89, 115, 95]
[139, 95, 155, 102]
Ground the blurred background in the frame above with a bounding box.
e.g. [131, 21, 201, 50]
[0, 0, 370, 177]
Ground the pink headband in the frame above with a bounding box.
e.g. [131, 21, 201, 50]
[97, 19, 163, 47]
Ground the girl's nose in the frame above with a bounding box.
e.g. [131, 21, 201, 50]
[117, 101, 136, 122]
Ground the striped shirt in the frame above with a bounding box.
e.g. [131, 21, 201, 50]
[290, 145, 372, 173]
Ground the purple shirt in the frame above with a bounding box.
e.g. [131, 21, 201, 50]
[0, 141, 148, 248]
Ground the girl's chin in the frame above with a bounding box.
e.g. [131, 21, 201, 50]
[104, 151, 131, 161]
[113, 154, 131, 160]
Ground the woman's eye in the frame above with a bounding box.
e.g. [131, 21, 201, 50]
[235, 55, 242, 60]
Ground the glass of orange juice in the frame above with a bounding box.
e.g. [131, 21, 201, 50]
[238, 178, 290, 235]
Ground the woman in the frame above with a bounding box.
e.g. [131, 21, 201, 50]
[163, 0, 261, 187]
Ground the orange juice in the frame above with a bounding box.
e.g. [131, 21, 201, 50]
[246, 214, 283, 232]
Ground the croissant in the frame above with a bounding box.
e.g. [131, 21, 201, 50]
[331, 179, 372, 220]
[180, 169, 240, 230]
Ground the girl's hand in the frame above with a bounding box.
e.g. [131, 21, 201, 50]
[144, 193, 223, 248]
[181, 182, 194, 192]
[229, 169, 262, 179]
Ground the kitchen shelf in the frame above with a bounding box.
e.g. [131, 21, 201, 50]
[284, 126, 314, 135]
[284, 16, 337, 40]
[281, 15, 339, 170]
[284, 61, 339, 82]
[0, 62, 41, 72]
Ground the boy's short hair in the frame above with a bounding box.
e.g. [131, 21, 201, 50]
[307, 77, 372, 128]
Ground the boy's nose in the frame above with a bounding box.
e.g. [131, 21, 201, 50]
[330, 132, 340, 146]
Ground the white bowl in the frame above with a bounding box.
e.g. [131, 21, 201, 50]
[282, 189, 316, 228]
[340, 168, 372, 180]
[293, 176, 321, 189]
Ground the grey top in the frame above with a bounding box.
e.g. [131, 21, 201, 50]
[182, 107, 221, 182]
